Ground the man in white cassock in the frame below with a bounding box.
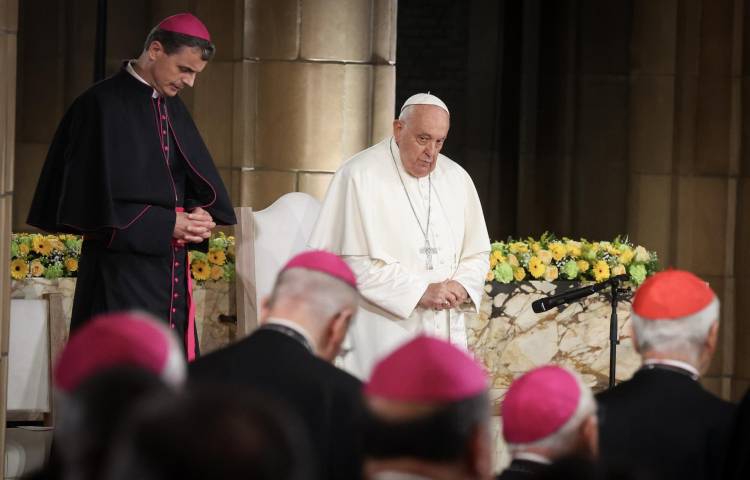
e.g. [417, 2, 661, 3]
[309, 93, 490, 379]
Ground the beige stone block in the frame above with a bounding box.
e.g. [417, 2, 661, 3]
[341, 64, 372, 160]
[674, 74, 697, 175]
[217, 167, 238, 206]
[700, 275, 730, 378]
[694, 76, 731, 176]
[629, 75, 675, 174]
[17, 56, 65, 143]
[256, 61, 346, 171]
[0, 0, 18, 32]
[193, 61, 234, 169]
[232, 60, 258, 169]
[631, 0, 677, 74]
[195, 0, 243, 61]
[627, 174, 672, 266]
[13, 143, 47, 231]
[372, 0, 396, 64]
[298, 172, 332, 202]
[372, 65, 395, 143]
[675, 176, 735, 276]
[244, 0, 300, 60]
[300, 0, 371, 62]
[238, 169, 296, 210]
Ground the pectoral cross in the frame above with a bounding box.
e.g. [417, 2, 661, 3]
[420, 238, 439, 270]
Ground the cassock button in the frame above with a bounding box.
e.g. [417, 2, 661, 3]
[174, 277, 179, 283]
[162, 130, 167, 135]
[161, 115, 166, 120]
[174, 293, 179, 299]
[172, 308, 177, 313]
[164, 146, 169, 151]
[170, 324, 175, 329]
[175, 262, 180, 267]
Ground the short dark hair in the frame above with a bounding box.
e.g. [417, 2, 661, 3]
[363, 392, 490, 463]
[143, 28, 215, 61]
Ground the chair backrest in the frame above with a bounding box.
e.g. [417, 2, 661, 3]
[234, 192, 322, 336]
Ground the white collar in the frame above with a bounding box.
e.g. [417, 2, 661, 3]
[643, 359, 700, 379]
[265, 317, 317, 353]
[512, 452, 553, 465]
[126, 60, 160, 99]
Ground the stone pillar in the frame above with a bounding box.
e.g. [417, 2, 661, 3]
[232, 0, 397, 210]
[627, 0, 742, 400]
[0, 0, 18, 470]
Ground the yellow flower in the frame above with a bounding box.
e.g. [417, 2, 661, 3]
[19, 243, 30, 256]
[531, 242, 542, 253]
[513, 267, 526, 282]
[30, 259, 45, 277]
[509, 242, 529, 254]
[594, 260, 610, 282]
[208, 249, 226, 266]
[618, 248, 634, 265]
[544, 265, 559, 282]
[634, 246, 651, 263]
[577, 260, 590, 273]
[507, 254, 520, 268]
[529, 256, 545, 278]
[10, 259, 28, 280]
[210, 265, 224, 281]
[549, 242, 566, 261]
[537, 250, 553, 265]
[605, 243, 620, 256]
[565, 240, 582, 258]
[191, 260, 210, 281]
[612, 264, 627, 276]
[490, 250, 505, 269]
[486, 269, 495, 281]
[64, 257, 78, 272]
[50, 238, 66, 252]
[32, 236, 52, 256]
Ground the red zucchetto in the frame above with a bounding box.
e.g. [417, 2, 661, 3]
[632, 269, 715, 320]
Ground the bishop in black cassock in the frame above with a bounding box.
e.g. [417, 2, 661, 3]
[27, 14, 235, 359]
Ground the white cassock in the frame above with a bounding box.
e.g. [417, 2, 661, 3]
[309, 137, 490, 379]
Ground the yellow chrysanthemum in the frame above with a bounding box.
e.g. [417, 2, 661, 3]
[513, 267, 526, 282]
[65, 257, 78, 272]
[594, 260, 610, 282]
[208, 249, 226, 266]
[507, 254, 520, 268]
[612, 264, 627, 276]
[210, 265, 224, 281]
[576, 260, 590, 273]
[32, 236, 52, 256]
[549, 242, 566, 261]
[19, 243, 30, 256]
[529, 256, 545, 278]
[486, 269, 496, 281]
[509, 242, 529, 254]
[565, 241, 582, 258]
[531, 242, 542, 253]
[30, 260, 45, 277]
[544, 265, 559, 282]
[191, 260, 210, 281]
[50, 238, 66, 252]
[618, 248, 634, 265]
[605, 244, 620, 256]
[10, 259, 28, 280]
[537, 250, 553, 265]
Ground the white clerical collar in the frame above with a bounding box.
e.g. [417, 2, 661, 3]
[126, 61, 160, 99]
[643, 359, 700, 380]
[265, 317, 317, 352]
[512, 452, 553, 465]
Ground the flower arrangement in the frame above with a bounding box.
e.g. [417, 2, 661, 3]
[10, 232, 236, 284]
[487, 232, 659, 286]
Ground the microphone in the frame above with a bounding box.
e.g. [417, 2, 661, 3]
[531, 274, 630, 313]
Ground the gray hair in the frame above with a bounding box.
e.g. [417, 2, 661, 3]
[268, 268, 359, 323]
[507, 372, 596, 457]
[631, 297, 719, 363]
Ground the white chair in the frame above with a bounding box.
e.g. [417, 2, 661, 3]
[234, 192, 322, 336]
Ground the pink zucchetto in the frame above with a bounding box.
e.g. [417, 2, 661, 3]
[502, 365, 580, 444]
[53, 311, 186, 393]
[157, 13, 211, 41]
[365, 335, 488, 402]
[282, 250, 358, 290]
[632, 269, 715, 320]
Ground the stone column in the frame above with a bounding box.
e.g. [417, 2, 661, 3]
[232, 0, 397, 209]
[0, 0, 18, 470]
[627, 0, 741, 400]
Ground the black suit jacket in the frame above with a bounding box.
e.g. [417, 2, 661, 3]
[188, 328, 364, 480]
[596, 367, 735, 480]
[496, 459, 547, 480]
[722, 387, 750, 479]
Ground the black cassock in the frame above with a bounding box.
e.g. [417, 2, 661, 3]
[27, 65, 236, 359]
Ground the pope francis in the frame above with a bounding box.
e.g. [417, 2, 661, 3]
[309, 93, 490, 378]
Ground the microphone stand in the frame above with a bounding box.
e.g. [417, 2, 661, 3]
[607, 278, 628, 388]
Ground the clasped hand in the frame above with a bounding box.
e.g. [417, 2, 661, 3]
[418, 280, 469, 310]
[173, 207, 216, 245]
